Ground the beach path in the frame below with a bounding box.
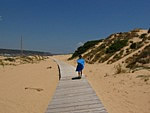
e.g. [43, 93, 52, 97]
[45, 59, 108, 113]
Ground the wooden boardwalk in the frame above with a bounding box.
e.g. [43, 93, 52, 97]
[45, 59, 108, 113]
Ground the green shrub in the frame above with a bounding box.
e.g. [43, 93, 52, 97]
[4, 57, 15, 62]
[91, 53, 101, 63]
[113, 53, 120, 59]
[130, 43, 137, 49]
[106, 39, 128, 53]
[130, 41, 133, 43]
[140, 33, 147, 39]
[126, 45, 150, 69]
[148, 28, 150, 33]
[99, 53, 113, 63]
[69, 39, 103, 59]
[127, 32, 139, 38]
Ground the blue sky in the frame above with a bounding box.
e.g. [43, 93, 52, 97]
[0, 0, 150, 54]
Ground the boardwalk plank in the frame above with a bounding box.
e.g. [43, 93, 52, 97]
[45, 59, 108, 113]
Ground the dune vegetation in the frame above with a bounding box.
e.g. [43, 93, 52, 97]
[0, 55, 48, 67]
[70, 28, 150, 72]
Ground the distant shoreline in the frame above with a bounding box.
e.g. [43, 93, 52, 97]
[0, 48, 52, 56]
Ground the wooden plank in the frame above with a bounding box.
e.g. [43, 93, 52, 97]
[49, 98, 101, 106]
[47, 103, 105, 112]
[49, 99, 102, 109]
[49, 96, 100, 105]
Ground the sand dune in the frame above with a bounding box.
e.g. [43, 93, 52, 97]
[1, 54, 149, 113]
[0, 58, 58, 113]
[54, 55, 150, 113]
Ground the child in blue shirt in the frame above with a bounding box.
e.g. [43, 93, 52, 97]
[76, 55, 85, 78]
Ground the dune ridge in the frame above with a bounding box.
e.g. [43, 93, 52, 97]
[54, 28, 150, 113]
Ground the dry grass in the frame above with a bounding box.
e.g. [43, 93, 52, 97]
[126, 44, 150, 70]
[0, 59, 5, 67]
[114, 64, 126, 74]
[136, 75, 150, 82]
[0, 55, 47, 67]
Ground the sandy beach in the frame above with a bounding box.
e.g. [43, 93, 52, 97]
[53, 55, 150, 113]
[0, 54, 149, 113]
[0, 57, 59, 113]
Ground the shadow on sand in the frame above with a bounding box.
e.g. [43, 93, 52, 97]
[72, 76, 81, 80]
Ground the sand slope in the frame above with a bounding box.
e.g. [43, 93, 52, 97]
[84, 63, 150, 113]
[54, 55, 150, 113]
[0, 58, 58, 113]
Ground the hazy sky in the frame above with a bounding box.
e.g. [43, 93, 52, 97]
[0, 0, 150, 54]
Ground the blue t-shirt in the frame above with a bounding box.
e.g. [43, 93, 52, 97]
[77, 58, 85, 67]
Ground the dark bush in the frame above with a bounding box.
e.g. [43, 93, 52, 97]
[69, 39, 103, 59]
[140, 33, 147, 39]
[130, 43, 137, 49]
[148, 28, 150, 33]
[128, 32, 139, 38]
[126, 45, 150, 69]
[4, 58, 15, 62]
[130, 41, 133, 43]
[106, 39, 128, 53]
[99, 54, 112, 63]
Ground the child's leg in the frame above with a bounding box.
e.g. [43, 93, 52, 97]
[78, 72, 80, 76]
[78, 71, 81, 77]
[78, 71, 82, 77]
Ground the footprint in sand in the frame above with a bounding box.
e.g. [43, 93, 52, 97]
[25, 87, 44, 92]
